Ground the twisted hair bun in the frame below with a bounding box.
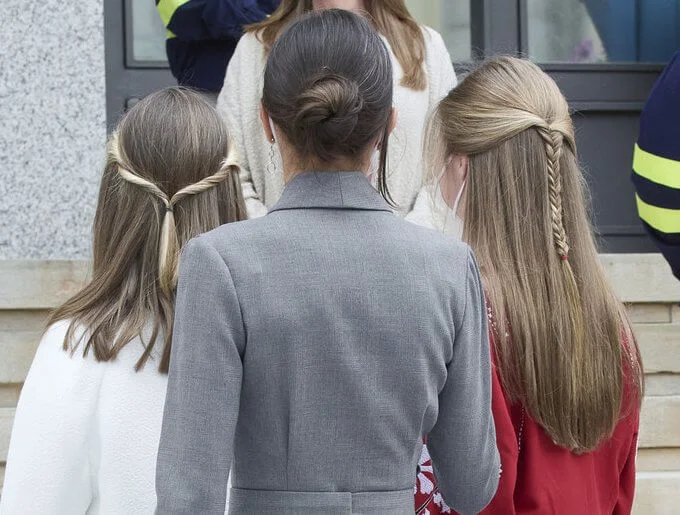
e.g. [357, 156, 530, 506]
[293, 74, 365, 161]
[262, 8, 393, 192]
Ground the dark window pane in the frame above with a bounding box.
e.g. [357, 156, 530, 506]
[405, 1, 472, 62]
[129, 0, 167, 65]
[527, 0, 679, 63]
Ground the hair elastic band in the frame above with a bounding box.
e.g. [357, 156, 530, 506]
[165, 204, 174, 213]
[561, 255, 568, 261]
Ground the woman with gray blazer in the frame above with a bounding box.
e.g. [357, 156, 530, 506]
[155, 9, 499, 515]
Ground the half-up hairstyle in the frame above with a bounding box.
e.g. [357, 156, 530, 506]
[48, 87, 247, 373]
[262, 8, 395, 203]
[426, 57, 643, 453]
[248, 0, 426, 90]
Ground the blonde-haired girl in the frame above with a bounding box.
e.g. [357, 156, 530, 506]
[217, 0, 456, 219]
[0, 87, 246, 515]
[422, 56, 644, 514]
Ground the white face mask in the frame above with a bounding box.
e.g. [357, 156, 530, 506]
[441, 179, 466, 240]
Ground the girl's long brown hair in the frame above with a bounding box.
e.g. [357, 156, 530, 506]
[248, 0, 426, 90]
[426, 57, 643, 453]
[48, 87, 247, 373]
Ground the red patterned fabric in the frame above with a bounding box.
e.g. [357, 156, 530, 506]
[414, 444, 450, 514]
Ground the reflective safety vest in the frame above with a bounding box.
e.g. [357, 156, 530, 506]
[155, 0, 279, 92]
[632, 51, 680, 280]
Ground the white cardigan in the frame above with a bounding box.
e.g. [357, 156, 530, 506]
[0, 322, 168, 515]
[217, 27, 457, 219]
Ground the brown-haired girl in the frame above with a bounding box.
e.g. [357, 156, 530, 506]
[217, 0, 456, 220]
[0, 87, 246, 514]
[422, 56, 644, 514]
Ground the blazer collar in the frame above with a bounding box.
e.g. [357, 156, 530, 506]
[268, 171, 394, 214]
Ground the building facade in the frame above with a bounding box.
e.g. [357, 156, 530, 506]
[1, 0, 679, 512]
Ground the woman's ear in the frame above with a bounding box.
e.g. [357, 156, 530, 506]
[387, 107, 398, 137]
[447, 153, 469, 183]
[260, 104, 275, 143]
[376, 108, 398, 150]
[440, 153, 469, 208]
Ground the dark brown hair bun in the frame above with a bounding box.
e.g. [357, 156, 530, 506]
[262, 8, 393, 180]
[293, 74, 364, 161]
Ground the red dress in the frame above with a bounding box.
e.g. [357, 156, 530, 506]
[417, 325, 640, 514]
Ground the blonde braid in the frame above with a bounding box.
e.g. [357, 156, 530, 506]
[537, 122, 585, 377]
[536, 126, 570, 260]
[110, 133, 238, 294]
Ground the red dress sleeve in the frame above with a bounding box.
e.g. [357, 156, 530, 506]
[476, 360, 519, 514]
[614, 334, 642, 515]
[613, 425, 638, 515]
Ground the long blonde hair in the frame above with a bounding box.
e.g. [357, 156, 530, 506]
[48, 87, 247, 373]
[426, 57, 643, 453]
[248, 0, 426, 90]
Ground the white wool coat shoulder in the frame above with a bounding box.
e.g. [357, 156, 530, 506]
[0, 321, 168, 515]
[217, 26, 457, 219]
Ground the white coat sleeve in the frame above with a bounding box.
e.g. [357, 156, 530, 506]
[405, 28, 457, 221]
[217, 35, 269, 219]
[0, 322, 102, 515]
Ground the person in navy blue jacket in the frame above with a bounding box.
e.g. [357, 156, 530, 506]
[632, 51, 680, 280]
[156, 0, 280, 95]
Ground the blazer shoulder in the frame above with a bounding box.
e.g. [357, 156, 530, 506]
[194, 216, 273, 253]
[396, 217, 472, 263]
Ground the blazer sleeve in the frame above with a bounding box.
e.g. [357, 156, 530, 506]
[0, 323, 100, 515]
[216, 35, 269, 219]
[155, 236, 246, 515]
[427, 249, 500, 515]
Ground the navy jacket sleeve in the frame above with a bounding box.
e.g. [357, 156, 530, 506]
[632, 52, 680, 280]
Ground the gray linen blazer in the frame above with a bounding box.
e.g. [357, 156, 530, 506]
[156, 172, 499, 515]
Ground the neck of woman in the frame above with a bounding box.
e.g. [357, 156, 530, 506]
[283, 159, 370, 184]
[312, 0, 367, 12]
[279, 142, 371, 184]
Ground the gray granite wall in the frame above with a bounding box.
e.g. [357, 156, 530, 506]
[0, 1, 106, 259]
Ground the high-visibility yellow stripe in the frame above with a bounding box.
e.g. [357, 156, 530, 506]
[633, 143, 680, 189]
[156, 0, 189, 27]
[636, 194, 680, 234]
[166, 29, 176, 39]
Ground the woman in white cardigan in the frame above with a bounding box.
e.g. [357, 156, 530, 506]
[217, 0, 456, 219]
[0, 88, 246, 515]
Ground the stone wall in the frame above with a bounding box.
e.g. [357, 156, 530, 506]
[0, 255, 679, 511]
[0, 1, 106, 260]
